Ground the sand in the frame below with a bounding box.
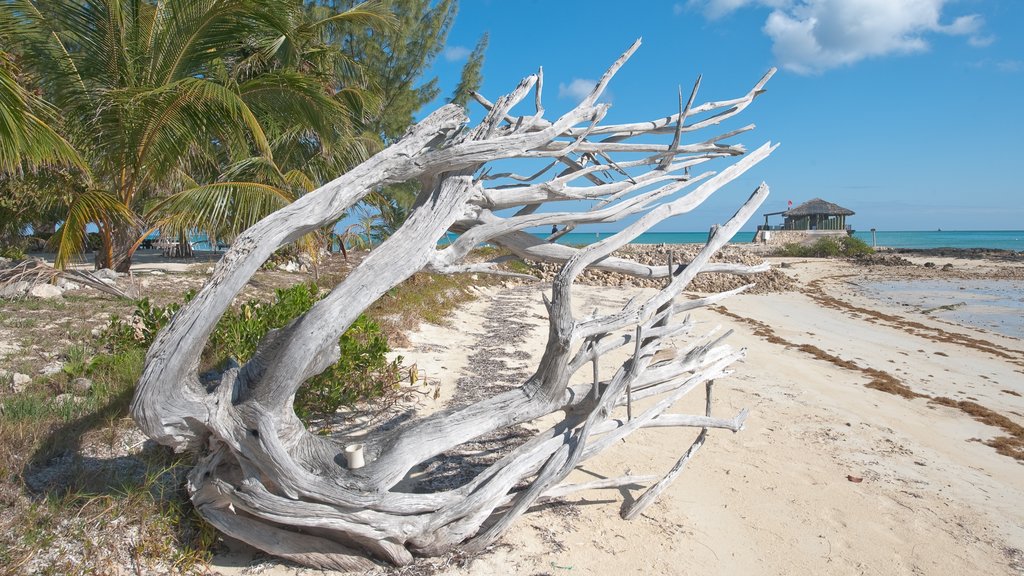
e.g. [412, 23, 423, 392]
[161, 253, 1024, 575]
[384, 256, 1020, 576]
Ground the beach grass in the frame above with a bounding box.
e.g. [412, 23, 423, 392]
[0, 256, 493, 573]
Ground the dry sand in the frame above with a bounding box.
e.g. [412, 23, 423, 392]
[203, 254, 1024, 575]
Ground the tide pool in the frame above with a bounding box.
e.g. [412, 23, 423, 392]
[856, 279, 1024, 340]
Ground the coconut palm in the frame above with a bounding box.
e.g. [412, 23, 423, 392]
[5, 0, 388, 270]
[0, 50, 82, 173]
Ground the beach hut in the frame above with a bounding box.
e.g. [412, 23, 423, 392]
[776, 198, 854, 231]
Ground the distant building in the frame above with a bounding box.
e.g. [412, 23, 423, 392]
[754, 198, 855, 245]
[760, 198, 855, 232]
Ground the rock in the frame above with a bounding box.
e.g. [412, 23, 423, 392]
[94, 268, 119, 280]
[278, 260, 302, 273]
[70, 377, 93, 393]
[29, 283, 63, 299]
[780, 261, 792, 268]
[941, 263, 953, 271]
[12, 372, 31, 393]
[150, 270, 166, 276]
[56, 277, 80, 291]
[54, 393, 76, 405]
[40, 360, 64, 376]
[923, 261, 935, 268]
[1, 280, 30, 298]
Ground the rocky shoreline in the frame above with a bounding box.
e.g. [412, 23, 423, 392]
[523, 244, 796, 294]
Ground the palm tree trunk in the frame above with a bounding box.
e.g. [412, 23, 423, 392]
[95, 223, 114, 270]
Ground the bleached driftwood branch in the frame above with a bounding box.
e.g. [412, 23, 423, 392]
[130, 39, 776, 570]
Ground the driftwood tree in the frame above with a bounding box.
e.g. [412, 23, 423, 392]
[131, 40, 777, 570]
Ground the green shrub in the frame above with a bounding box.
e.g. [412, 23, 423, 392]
[104, 283, 403, 422]
[102, 294, 192, 351]
[841, 235, 874, 257]
[0, 244, 25, 259]
[294, 315, 402, 421]
[208, 284, 402, 420]
[62, 343, 92, 378]
[774, 236, 874, 258]
[205, 283, 321, 364]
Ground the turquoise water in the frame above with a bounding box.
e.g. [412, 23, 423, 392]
[858, 279, 1024, 340]
[532, 230, 1024, 250]
[545, 231, 755, 246]
[850, 230, 1024, 251]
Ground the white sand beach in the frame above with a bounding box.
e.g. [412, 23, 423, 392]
[365, 254, 1023, 576]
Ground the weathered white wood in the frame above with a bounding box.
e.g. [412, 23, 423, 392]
[129, 39, 778, 570]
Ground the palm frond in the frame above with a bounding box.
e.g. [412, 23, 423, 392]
[147, 181, 294, 240]
[45, 188, 133, 269]
[0, 54, 86, 172]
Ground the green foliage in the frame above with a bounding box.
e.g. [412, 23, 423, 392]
[62, 343, 92, 378]
[103, 283, 402, 421]
[0, 244, 24, 259]
[841, 235, 874, 256]
[206, 283, 322, 364]
[102, 293, 193, 351]
[774, 236, 876, 258]
[448, 32, 489, 107]
[87, 347, 147, 393]
[206, 283, 402, 419]
[504, 258, 538, 277]
[5, 0, 394, 270]
[339, 0, 458, 142]
[294, 316, 402, 421]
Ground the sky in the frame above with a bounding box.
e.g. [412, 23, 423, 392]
[419, 0, 1024, 232]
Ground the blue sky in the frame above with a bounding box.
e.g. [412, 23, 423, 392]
[421, 0, 1023, 232]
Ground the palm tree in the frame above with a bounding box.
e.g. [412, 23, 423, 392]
[0, 50, 81, 173]
[5, 0, 388, 270]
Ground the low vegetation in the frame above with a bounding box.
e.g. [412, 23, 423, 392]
[773, 236, 874, 258]
[0, 264, 484, 574]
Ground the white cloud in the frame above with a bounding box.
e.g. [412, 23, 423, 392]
[687, 0, 785, 20]
[558, 78, 598, 102]
[673, 3, 685, 16]
[443, 46, 471, 62]
[968, 35, 995, 48]
[688, 0, 992, 74]
[996, 60, 1023, 73]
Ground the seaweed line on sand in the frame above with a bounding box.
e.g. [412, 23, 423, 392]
[805, 277, 1024, 368]
[711, 294, 1024, 462]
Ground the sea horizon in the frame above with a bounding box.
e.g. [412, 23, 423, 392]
[519, 229, 1024, 251]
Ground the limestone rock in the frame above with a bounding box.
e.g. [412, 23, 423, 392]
[94, 268, 119, 281]
[278, 260, 302, 273]
[40, 360, 64, 376]
[1, 280, 30, 298]
[71, 377, 93, 393]
[12, 372, 31, 393]
[29, 283, 63, 299]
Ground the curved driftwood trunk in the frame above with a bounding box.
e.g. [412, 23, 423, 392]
[131, 40, 777, 571]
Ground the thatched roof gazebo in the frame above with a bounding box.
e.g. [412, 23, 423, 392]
[767, 198, 854, 231]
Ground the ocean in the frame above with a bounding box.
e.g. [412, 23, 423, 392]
[532, 230, 1024, 251]
[857, 279, 1024, 340]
